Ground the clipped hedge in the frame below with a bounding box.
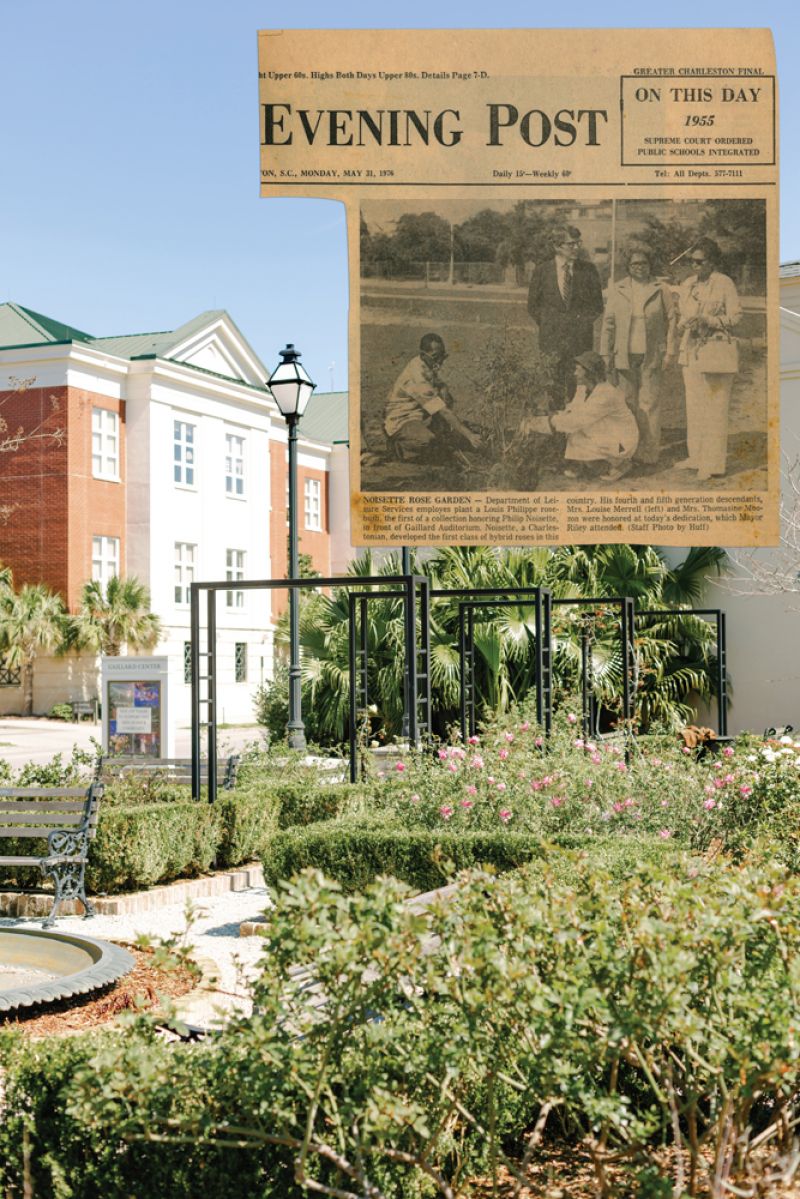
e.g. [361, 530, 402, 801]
[215, 788, 281, 868]
[86, 802, 221, 893]
[262, 820, 678, 893]
[262, 822, 541, 893]
[232, 777, 366, 829]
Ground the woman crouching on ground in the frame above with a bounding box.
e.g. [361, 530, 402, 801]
[523, 351, 639, 483]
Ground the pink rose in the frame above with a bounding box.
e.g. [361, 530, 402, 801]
[723, 746, 735, 757]
[658, 829, 672, 839]
[499, 808, 512, 823]
[465, 784, 477, 796]
[740, 784, 753, 796]
[439, 805, 453, 820]
[567, 713, 578, 725]
[704, 798, 716, 810]
[461, 799, 474, 809]
[395, 762, 406, 773]
[468, 735, 480, 745]
[505, 732, 514, 743]
[498, 748, 509, 760]
[520, 721, 530, 732]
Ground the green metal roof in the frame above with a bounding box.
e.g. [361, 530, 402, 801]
[91, 310, 229, 360]
[299, 390, 348, 444]
[0, 302, 93, 347]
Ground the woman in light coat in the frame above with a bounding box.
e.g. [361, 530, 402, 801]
[524, 351, 639, 483]
[675, 237, 742, 480]
[600, 244, 678, 466]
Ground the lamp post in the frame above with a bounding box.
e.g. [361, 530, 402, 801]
[268, 344, 316, 751]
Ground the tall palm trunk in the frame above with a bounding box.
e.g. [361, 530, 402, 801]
[21, 659, 34, 717]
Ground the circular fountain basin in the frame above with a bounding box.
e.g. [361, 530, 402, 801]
[0, 929, 135, 1014]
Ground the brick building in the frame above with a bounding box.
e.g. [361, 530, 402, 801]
[0, 302, 350, 720]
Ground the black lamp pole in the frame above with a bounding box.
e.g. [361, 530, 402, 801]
[268, 344, 316, 753]
[286, 407, 305, 750]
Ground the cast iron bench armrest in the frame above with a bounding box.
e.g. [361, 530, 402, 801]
[0, 783, 102, 928]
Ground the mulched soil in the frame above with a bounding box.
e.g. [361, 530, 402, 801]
[471, 1147, 800, 1198]
[0, 945, 196, 1038]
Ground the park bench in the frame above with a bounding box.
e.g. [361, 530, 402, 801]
[98, 755, 240, 792]
[0, 782, 102, 928]
[70, 699, 99, 722]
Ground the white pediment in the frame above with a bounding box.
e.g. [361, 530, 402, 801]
[169, 313, 267, 388]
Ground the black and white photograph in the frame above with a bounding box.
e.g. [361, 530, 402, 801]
[359, 197, 768, 495]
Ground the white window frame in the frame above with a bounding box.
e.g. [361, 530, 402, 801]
[92, 408, 119, 481]
[92, 535, 119, 588]
[226, 548, 245, 609]
[174, 542, 196, 607]
[173, 420, 196, 488]
[225, 432, 246, 498]
[304, 477, 322, 531]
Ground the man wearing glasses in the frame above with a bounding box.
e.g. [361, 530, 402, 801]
[527, 224, 604, 407]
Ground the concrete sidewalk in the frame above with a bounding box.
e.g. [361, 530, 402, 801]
[0, 717, 265, 769]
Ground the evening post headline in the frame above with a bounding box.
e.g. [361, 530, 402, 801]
[258, 29, 778, 548]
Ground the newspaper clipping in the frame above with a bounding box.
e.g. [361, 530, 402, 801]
[258, 28, 778, 547]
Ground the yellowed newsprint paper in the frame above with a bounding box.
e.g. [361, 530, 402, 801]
[258, 28, 778, 547]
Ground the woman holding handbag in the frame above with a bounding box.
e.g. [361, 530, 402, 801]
[676, 237, 742, 481]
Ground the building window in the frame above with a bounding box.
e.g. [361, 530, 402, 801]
[234, 642, 247, 683]
[92, 408, 119, 480]
[304, 477, 322, 531]
[183, 641, 192, 685]
[92, 536, 119, 588]
[225, 432, 245, 497]
[174, 542, 196, 606]
[174, 420, 196, 487]
[226, 549, 245, 609]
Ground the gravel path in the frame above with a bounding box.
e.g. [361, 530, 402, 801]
[0, 886, 274, 1028]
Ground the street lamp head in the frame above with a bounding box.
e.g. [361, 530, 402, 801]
[268, 344, 316, 420]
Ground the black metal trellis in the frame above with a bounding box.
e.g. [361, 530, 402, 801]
[189, 574, 429, 801]
[347, 579, 431, 782]
[550, 596, 637, 739]
[635, 607, 728, 738]
[427, 586, 552, 743]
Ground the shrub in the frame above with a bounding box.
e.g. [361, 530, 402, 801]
[0, 1032, 274, 1199]
[86, 802, 221, 892]
[690, 734, 800, 866]
[14, 856, 799, 1199]
[215, 788, 281, 868]
[261, 819, 673, 893]
[49, 701, 74, 721]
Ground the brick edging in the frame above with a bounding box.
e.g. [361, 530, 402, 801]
[0, 863, 266, 920]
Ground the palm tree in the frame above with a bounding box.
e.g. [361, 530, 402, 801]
[278, 545, 730, 744]
[0, 583, 68, 715]
[70, 575, 161, 657]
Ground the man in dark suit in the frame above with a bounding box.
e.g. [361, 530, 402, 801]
[527, 224, 604, 407]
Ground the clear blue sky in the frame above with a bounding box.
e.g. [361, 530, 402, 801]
[1, 1, 795, 390]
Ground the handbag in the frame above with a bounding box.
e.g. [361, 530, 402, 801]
[693, 334, 739, 374]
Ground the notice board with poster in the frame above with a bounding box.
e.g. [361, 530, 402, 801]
[258, 28, 778, 547]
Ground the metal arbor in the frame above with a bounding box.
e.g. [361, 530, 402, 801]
[189, 574, 429, 801]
